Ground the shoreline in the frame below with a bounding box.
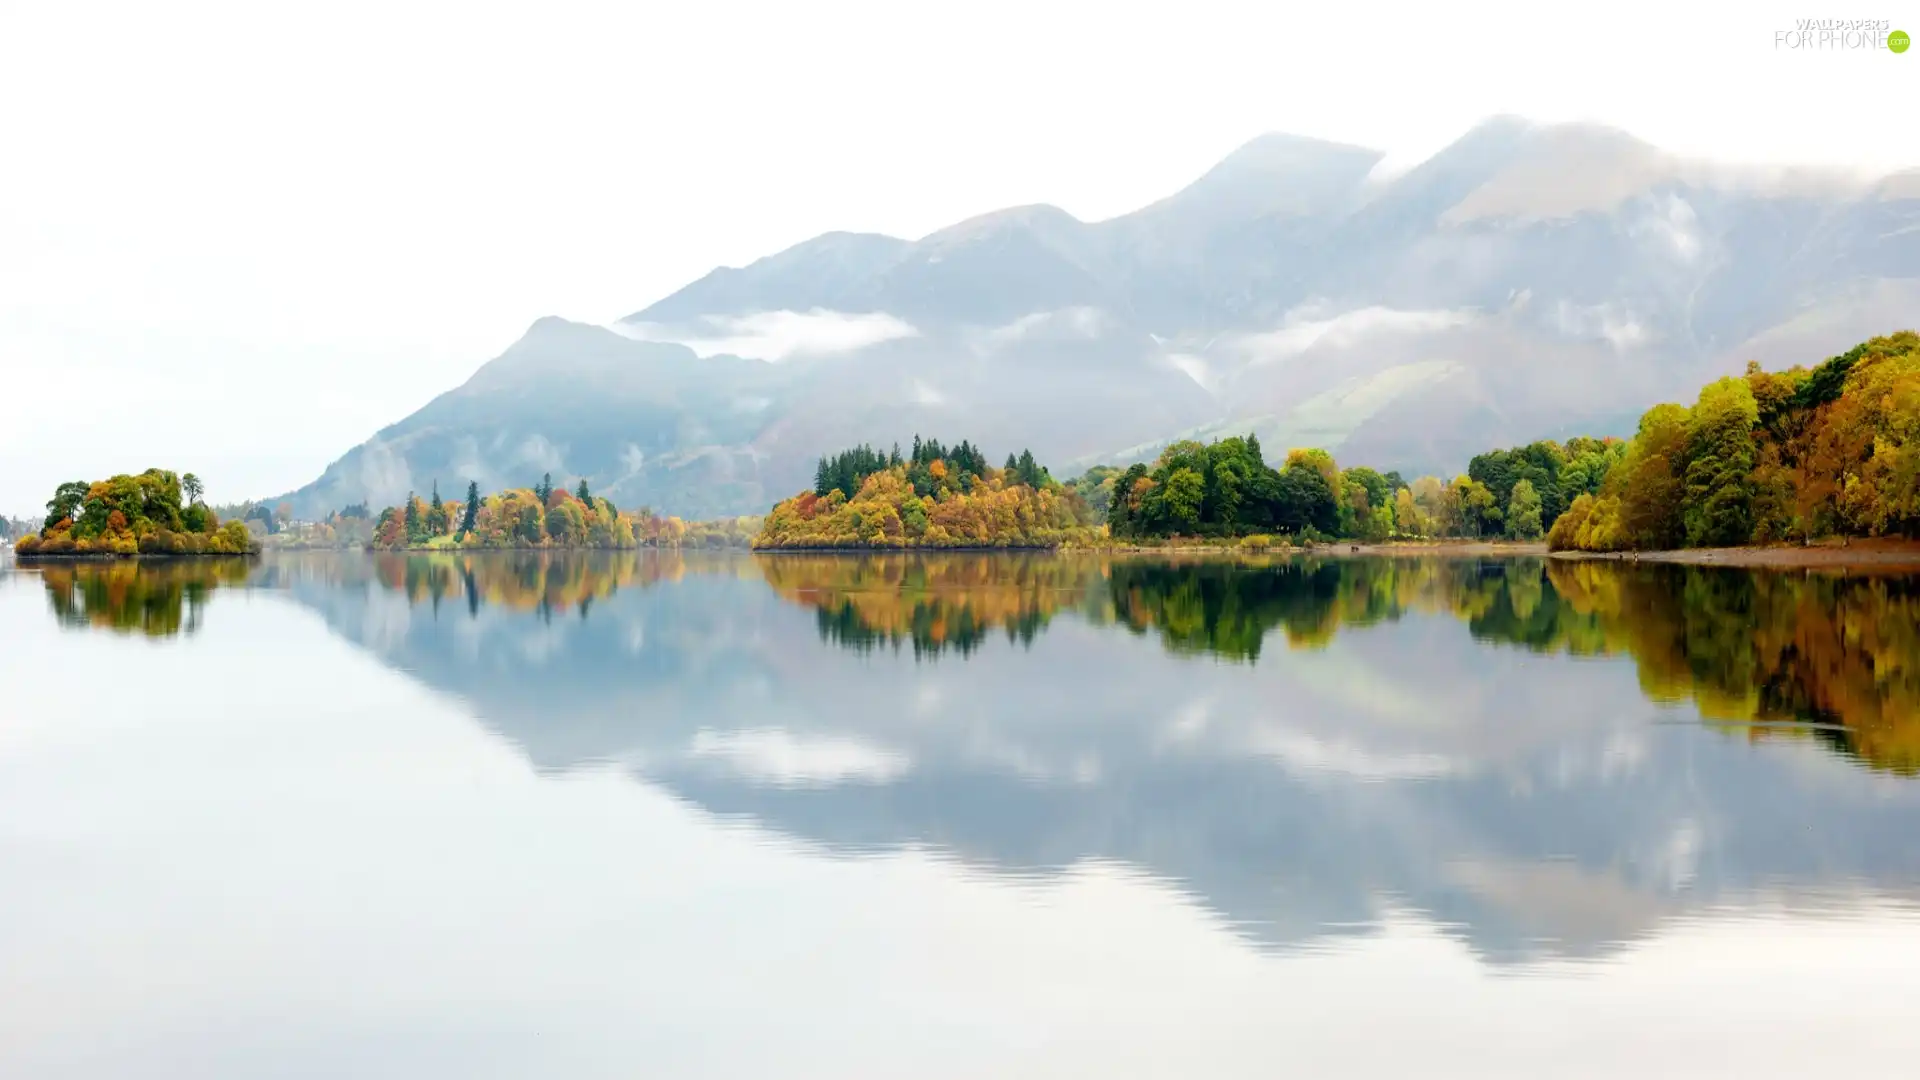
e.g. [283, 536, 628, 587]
[365, 545, 752, 554]
[1548, 539, 1920, 570]
[13, 551, 259, 563]
[1085, 539, 1551, 557]
[748, 540, 1553, 557]
[15, 539, 1920, 571]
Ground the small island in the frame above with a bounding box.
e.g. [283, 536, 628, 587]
[14, 470, 257, 558]
[753, 438, 1100, 549]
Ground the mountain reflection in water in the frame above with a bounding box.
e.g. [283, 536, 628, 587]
[22, 549, 1920, 965]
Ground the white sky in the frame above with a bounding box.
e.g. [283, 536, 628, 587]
[2, 0, 1915, 514]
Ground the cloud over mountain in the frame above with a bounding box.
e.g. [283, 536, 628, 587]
[277, 117, 1920, 518]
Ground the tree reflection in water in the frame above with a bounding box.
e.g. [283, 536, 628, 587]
[31, 550, 1920, 773]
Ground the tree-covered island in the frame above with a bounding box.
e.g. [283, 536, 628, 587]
[15, 470, 256, 557]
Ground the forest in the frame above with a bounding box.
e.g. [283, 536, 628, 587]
[1550, 331, 1920, 551]
[369, 475, 760, 551]
[756, 436, 1097, 549]
[1095, 433, 1622, 545]
[15, 469, 256, 557]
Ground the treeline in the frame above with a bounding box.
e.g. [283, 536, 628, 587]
[761, 436, 1094, 549]
[1550, 331, 1920, 551]
[1096, 434, 1621, 544]
[16, 470, 256, 557]
[370, 474, 759, 551]
[813, 436, 1048, 502]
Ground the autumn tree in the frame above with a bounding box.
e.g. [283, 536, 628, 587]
[517, 503, 544, 545]
[1455, 477, 1502, 538]
[1394, 487, 1426, 536]
[1548, 332, 1918, 551]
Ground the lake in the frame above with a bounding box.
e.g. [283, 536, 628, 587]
[4, 549, 1920, 1078]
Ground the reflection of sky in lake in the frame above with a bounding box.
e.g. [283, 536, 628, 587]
[5, 553, 1920, 1079]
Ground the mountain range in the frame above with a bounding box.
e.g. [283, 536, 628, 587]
[278, 115, 1920, 518]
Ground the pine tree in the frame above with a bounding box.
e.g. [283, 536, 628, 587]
[814, 457, 832, 497]
[576, 478, 591, 505]
[1017, 449, 1040, 487]
[426, 481, 448, 536]
[462, 481, 480, 534]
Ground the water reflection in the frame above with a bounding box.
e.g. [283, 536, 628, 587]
[757, 553, 1101, 657]
[28, 551, 1920, 775]
[33, 558, 253, 637]
[762, 555, 1920, 775]
[21, 550, 1920, 965]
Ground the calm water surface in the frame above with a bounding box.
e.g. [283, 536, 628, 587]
[4, 550, 1920, 1078]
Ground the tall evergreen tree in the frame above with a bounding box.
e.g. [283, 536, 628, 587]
[576, 478, 591, 505]
[1017, 449, 1041, 487]
[426, 481, 448, 535]
[462, 481, 480, 534]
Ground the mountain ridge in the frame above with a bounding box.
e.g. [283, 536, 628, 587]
[275, 116, 1920, 519]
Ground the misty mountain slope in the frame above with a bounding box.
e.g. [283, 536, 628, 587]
[282, 318, 793, 519]
[281, 117, 1920, 518]
[630, 231, 914, 324]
